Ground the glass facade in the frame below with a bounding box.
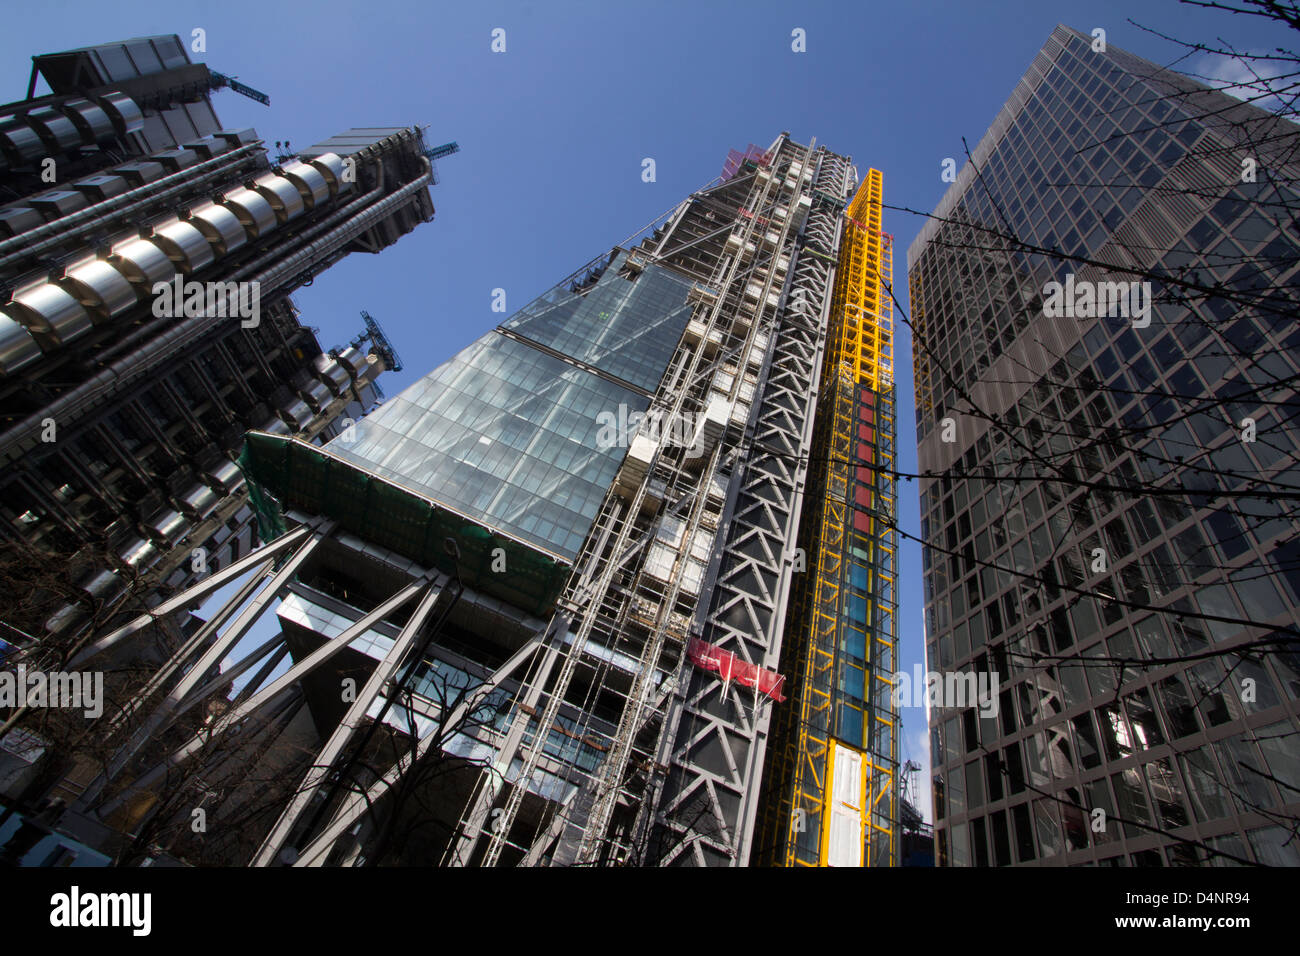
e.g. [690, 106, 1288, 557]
[838, 384, 897, 750]
[909, 26, 1300, 866]
[329, 251, 695, 560]
[503, 251, 696, 392]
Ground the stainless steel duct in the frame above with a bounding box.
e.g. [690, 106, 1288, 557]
[0, 158, 428, 456]
[6, 283, 94, 347]
[0, 142, 265, 267]
[0, 312, 42, 374]
[60, 258, 138, 320]
[252, 173, 306, 223]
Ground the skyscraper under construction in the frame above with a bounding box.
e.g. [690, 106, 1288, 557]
[67, 133, 901, 866]
[758, 171, 899, 867]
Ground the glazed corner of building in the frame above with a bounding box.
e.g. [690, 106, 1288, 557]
[908, 22, 1156, 269]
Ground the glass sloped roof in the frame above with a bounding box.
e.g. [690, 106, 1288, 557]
[325, 250, 694, 561]
[502, 251, 695, 391]
[240, 432, 570, 617]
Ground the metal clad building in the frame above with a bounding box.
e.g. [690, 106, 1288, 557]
[0, 36, 442, 651]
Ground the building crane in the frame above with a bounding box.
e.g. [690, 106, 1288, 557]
[424, 141, 459, 160]
[208, 70, 270, 106]
[352, 311, 404, 373]
[420, 140, 459, 184]
[901, 759, 922, 809]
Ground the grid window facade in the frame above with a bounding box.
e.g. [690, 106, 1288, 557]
[910, 26, 1300, 866]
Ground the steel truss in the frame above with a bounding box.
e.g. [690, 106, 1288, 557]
[438, 136, 861, 867]
[56, 518, 531, 865]
[643, 146, 856, 866]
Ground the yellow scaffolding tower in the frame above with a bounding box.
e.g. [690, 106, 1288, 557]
[764, 169, 897, 867]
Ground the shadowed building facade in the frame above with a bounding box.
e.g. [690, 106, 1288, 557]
[909, 26, 1300, 866]
[0, 36, 438, 642]
[0, 35, 447, 863]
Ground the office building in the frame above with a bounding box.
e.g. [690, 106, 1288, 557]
[0, 36, 440, 641]
[909, 25, 1300, 866]
[0, 34, 446, 860]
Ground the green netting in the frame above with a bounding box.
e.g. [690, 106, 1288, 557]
[238, 443, 287, 542]
[240, 431, 570, 617]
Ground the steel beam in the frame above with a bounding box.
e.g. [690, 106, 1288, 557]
[83, 528, 326, 803]
[648, 146, 853, 865]
[69, 525, 312, 667]
[444, 633, 562, 867]
[290, 634, 545, 867]
[251, 581, 444, 866]
[106, 559, 273, 732]
[90, 575, 430, 820]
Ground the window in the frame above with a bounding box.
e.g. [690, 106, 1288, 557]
[1072, 713, 1102, 770]
[1033, 800, 1061, 858]
[970, 816, 990, 866]
[1012, 803, 1036, 861]
[1111, 767, 1152, 838]
[1145, 757, 1189, 829]
[966, 759, 985, 811]
[1124, 687, 1165, 749]
[1248, 826, 1300, 866]
[1180, 753, 1230, 820]
[1156, 675, 1200, 738]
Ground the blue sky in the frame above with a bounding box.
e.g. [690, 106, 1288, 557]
[4, 0, 1287, 822]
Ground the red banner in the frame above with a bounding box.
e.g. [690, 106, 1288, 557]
[686, 638, 786, 702]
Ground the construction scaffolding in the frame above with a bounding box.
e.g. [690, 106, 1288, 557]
[759, 169, 899, 866]
[448, 136, 858, 867]
[55, 135, 867, 868]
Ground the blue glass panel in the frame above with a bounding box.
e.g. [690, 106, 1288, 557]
[840, 662, 866, 701]
[504, 251, 695, 391]
[846, 627, 867, 661]
[329, 333, 646, 560]
[837, 702, 864, 749]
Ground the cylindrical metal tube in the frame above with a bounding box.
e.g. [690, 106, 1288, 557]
[0, 142, 264, 268]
